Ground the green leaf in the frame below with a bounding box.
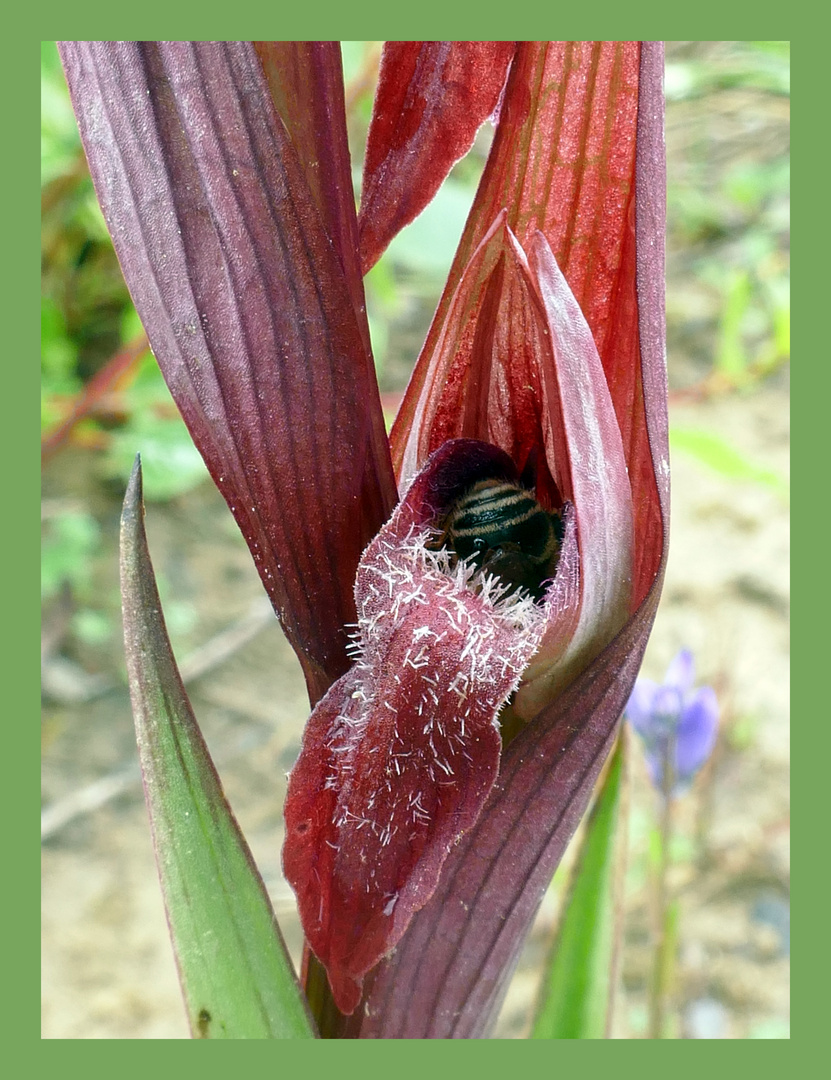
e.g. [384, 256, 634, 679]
[531, 731, 628, 1039]
[119, 458, 316, 1039]
[715, 268, 752, 378]
[670, 426, 789, 498]
[41, 510, 99, 601]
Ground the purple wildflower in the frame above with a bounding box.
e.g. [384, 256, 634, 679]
[625, 650, 719, 796]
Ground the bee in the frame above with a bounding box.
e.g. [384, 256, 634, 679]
[433, 478, 562, 601]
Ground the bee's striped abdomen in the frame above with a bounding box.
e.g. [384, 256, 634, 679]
[451, 481, 544, 548]
[438, 478, 561, 600]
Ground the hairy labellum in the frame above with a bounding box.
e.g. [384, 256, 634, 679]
[282, 442, 570, 1013]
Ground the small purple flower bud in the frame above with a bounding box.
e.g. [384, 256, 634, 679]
[625, 649, 719, 796]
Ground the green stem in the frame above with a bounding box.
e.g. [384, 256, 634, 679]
[647, 757, 676, 1038]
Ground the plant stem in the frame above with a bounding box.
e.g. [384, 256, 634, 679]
[647, 767, 676, 1038]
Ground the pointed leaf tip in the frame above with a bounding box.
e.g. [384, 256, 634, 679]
[123, 454, 143, 516]
[119, 461, 315, 1039]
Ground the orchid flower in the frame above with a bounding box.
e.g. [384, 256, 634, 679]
[626, 649, 719, 797]
[59, 41, 668, 1038]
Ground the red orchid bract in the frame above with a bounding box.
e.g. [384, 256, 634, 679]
[60, 40, 667, 1038]
[284, 438, 570, 1011]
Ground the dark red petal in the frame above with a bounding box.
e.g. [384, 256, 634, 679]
[389, 44, 655, 584]
[358, 578, 663, 1037]
[392, 216, 635, 720]
[252, 44, 365, 334]
[631, 41, 669, 599]
[251, 43, 395, 528]
[336, 42, 668, 1040]
[358, 42, 516, 274]
[416, 41, 642, 394]
[395, 214, 567, 503]
[283, 440, 547, 1013]
[59, 42, 396, 703]
[514, 234, 634, 717]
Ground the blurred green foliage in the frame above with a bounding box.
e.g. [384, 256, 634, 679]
[41, 295, 78, 429]
[669, 426, 788, 500]
[100, 353, 210, 501]
[42, 46, 133, 389]
[42, 42, 210, 666]
[665, 41, 789, 390]
[41, 42, 203, 492]
[41, 42, 83, 185]
[41, 507, 100, 604]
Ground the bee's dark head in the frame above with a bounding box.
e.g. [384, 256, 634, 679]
[479, 544, 552, 602]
